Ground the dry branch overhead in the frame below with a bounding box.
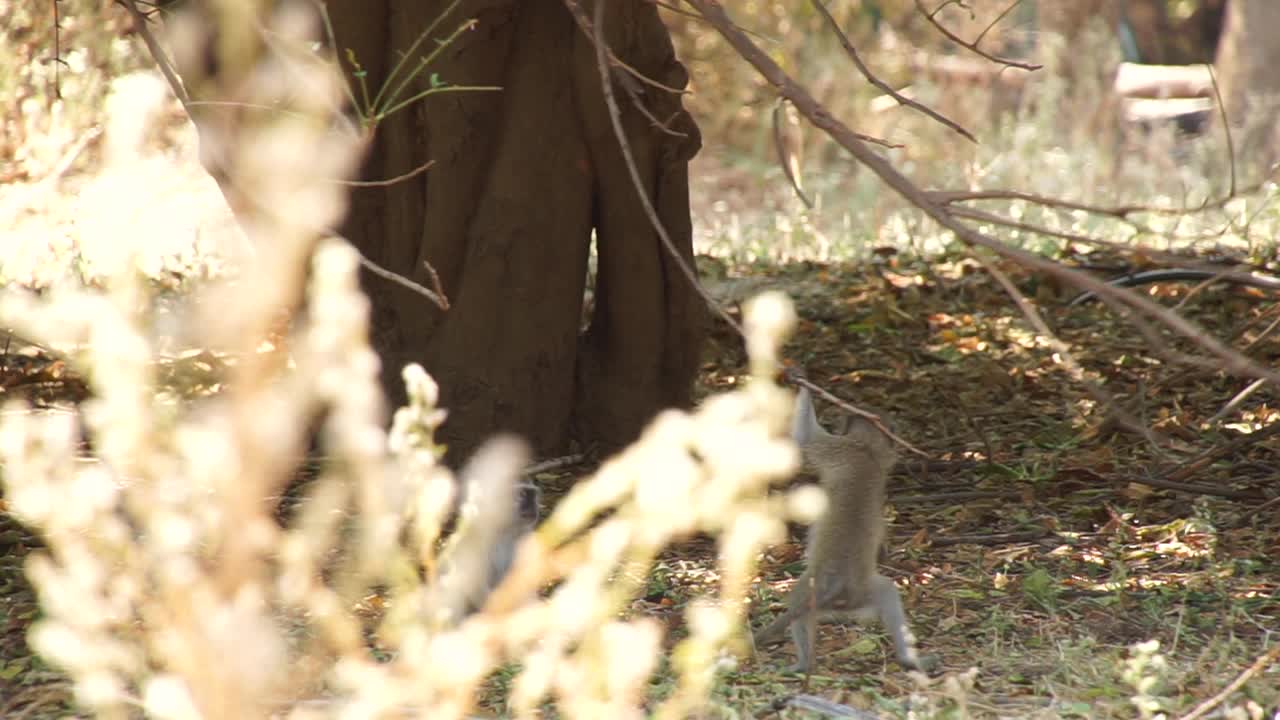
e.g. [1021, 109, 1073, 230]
[809, 0, 975, 143]
[682, 0, 1280, 389]
[913, 0, 1042, 71]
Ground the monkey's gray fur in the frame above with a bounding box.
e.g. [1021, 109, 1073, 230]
[484, 480, 541, 596]
[754, 388, 930, 673]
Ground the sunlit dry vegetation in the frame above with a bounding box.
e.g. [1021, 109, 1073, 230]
[1, 1, 1278, 718]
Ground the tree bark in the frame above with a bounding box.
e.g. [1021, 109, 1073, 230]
[326, 0, 704, 461]
[1214, 0, 1280, 167]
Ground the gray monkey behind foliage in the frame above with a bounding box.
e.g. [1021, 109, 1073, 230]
[754, 388, 930, 674]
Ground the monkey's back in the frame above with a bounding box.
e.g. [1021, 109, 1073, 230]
[801, 419, 896, 603]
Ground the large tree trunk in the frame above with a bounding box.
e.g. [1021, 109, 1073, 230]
[327, 0, 704, 461]
[1214, 0, 1280, 167]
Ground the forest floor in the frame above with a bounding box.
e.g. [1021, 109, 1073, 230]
[2, 79, 1280, 720]
[689, 245, 1280, 718]
[551, 224, 1278, 718]
[3, 194, 1280, 720]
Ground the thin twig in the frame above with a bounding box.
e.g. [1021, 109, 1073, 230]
[121, 0, 192, 109]
[1240, 306, 1280, 350]
[973, 0, 1025, 48]
[648, 0, 776, 43]
[1254, 494, 1280, 516]
[930, 530, 1049, 546]
[925, 165, 1280, 219]
[339, 159, 436, 187]
[809, 0, 975, 143]
[914, 0, 1041, 71]
[1175, 644, 1280, 720]
[565, 3, 691, 97]
[1205, 62, 1236, 199]
[1120, 474, 1260, 502]
[772, 100, 813, 208]
[894, 490, 1019, 504]
[978, 256, 1161, 446]
[564, 0, 742, 340]
[357, 253, 449, 310]
[1162, 421, 1280, 484]
[525, 453, 587, 475]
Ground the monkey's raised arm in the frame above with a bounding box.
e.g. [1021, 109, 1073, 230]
[791, 387, 824, 446]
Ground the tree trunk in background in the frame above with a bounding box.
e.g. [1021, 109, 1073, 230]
[327, 0, 704, 461]
[1214, 0, 1280, 168]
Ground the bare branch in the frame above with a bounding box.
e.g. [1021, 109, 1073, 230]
[357, 252, 450, 311]
[561, 0, 743, 340]
[927, 163, 1279, 221]
[914, 0, 1042, 71]
[772, 101, 813, 208]
[973, 0, 1026, 48]
[976, 256, 1161, 447]
[683, 0, 1280, 388]
[1175, 645, 1280, 720]
[1205, 62, 1237, 198]
[121, 0, 191, 108]
[339, 159, 435, 187]
[809, 0, 975, 143]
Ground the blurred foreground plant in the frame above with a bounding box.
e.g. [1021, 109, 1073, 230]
[0, 3, 807, 718]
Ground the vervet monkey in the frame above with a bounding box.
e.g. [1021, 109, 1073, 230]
[754, 388, 929, 673]
[485, 480, 541, 596]
[434, 436, 541, 620]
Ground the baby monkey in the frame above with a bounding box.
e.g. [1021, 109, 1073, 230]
[437, 435, 543, 619]
[486, 480, 542, 595]
[754, 388, 930, 674]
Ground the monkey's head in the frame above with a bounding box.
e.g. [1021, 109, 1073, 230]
[836, 416, 897, 477]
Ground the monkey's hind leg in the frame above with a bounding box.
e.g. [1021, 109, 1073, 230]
[868, 573, 936, 672]
[787, 609, 818, 673]
[753, 579, 811, 646]
[753, 613, 791, 646]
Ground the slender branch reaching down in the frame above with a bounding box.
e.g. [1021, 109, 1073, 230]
[925, 164, 1280, 219]
[121, 0, 192, 108]
[562, 2, 690, 137]
[914, 0, 1042, 71]
[809, 0, 975, 143]
[571, 0, 928, 456]
[941, 204, 1270, 272]
[1209, 377, 1267, 423]
[339, 159, 435, 187]
[1175, 645, 1280, 720]
[973, 0, 1026, 48]
[563, 2, 691, 97]
[562, 0, 743, 340]
[772, 101, 813, 208]
[357, 252, 450, 311]
[977, 256, 1161, 447]
[930, 530, 1051, 546]
[1162, 421, 1280, 485]
[684, 0, 1280, 388]
[1205, 62, 1236, 200]
[525, 453, 587, 475]
[646, 0, 775, 43]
